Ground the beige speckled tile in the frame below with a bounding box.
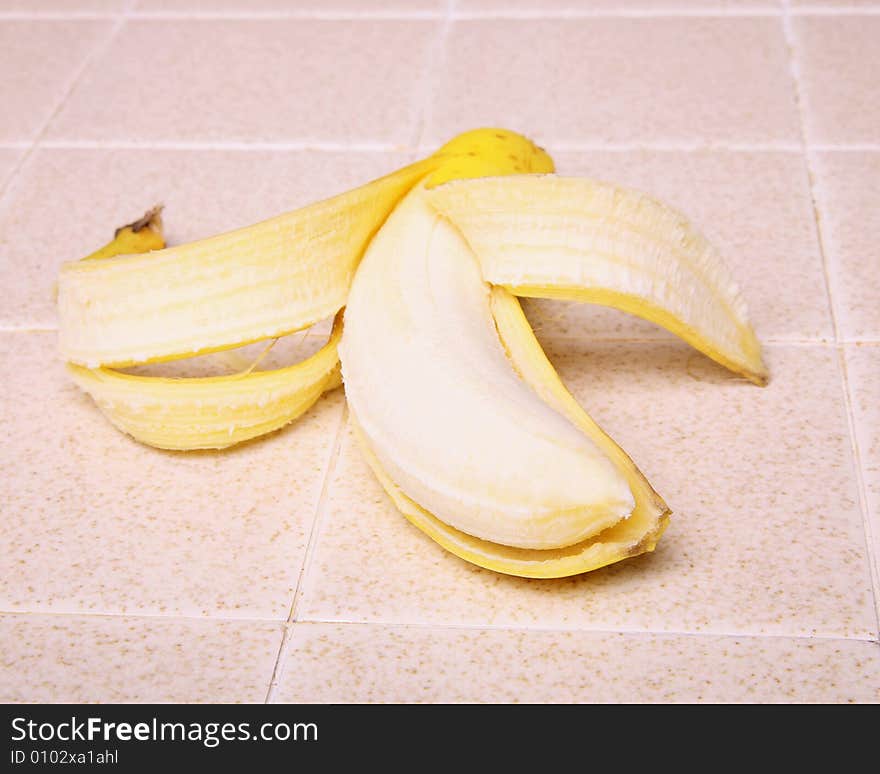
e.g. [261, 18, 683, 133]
[0, 331, 344, 618]
[135, 0, 445, 10]
[793, 16, 880, 145]
[811, 152, 880, 341]
[0, 1, 125, 10]
[0, 21, 113, 142]
[792, 1, 878, 6]
[427, 18, 799, 146]
[275, 623, 880, 703]
[0, 148, 23, 189]
[457, 0, 780, 10]
[299, 343, 874, 638]
[47, 19, 436, 144]
[0, 148, 411, 327]
[846, 346, 880, 593]
[0, 614, 282, 703]
[520, 150, 829, 343]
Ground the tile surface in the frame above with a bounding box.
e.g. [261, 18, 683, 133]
[0, 332, 344, 619]
[300, 344, 874, 638]
[812, 152, 880, 341]
[0, 614, 282, 703]
[47, 19, 437, 144]
[275, 623, 880, 703]
[526, 150, 829, 342]
[793, 16, 880, 145]
[0, 20, 113, 142]
[0, 1, 126, 12]
[458, 0, 780, 9]
[791, 1, 878, 6]
[4, 0, 878, 704]
[427, 17, 800, 146]
[135, 0, 445, 10]
[0, 148, 411, 327]
[0, 148, 23, 190]
[846, 346, 880, 588]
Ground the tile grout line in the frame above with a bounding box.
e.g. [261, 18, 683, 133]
[407, 0, 454, 149]
[782, 1, 880, 637]
[2, 8, 880, 22]
[0, 152, 27, 198]
[780, 4, 838, 341]
[1, 607, 876, 646]
[786, 5, 880, 14]
[0, 13, 127, 213]
[452, 8, 783, 19]
[127, 10, 447, 21]
[0, 11, 447, 21]
[262, 626, 295, 704]
[286, 404, 350, 623]
[264, 616, 880, 646]
[837, 347, 880, 634]
[3, 140, 875, 153]
[263, 404, 350, 703]
[0, 609, 286, 625]
[36, 139, 408, 152]
[450, 7, 880, 19]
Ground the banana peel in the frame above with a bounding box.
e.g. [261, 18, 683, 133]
[59, 127, 767, 577]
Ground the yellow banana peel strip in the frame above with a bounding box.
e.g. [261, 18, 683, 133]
[83, 205, 166, 261]
[68, 314, 343, 451]
[351, 289, 669, 579]
[427, 175, 768, 385]
[58, 130, 554, 369]
[68, 205, 345, 450]
[58, 160, 435, 368]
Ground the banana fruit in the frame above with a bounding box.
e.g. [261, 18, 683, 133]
[59, 128, 766, 578]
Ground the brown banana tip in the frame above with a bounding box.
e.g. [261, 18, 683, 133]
[114, 204, 164, 237]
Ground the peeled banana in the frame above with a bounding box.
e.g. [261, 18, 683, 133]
[58, 128, 766, 577]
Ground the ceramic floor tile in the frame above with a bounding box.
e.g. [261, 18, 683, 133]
[275, 623, 880, 703]
[135, 0, 445, 10]
[427, 18, 799, 146]
[299, 343, 874, 638]
[811, 152, 880, 341]
[0, 148, 23, 190]
[793, 16, 880, 145]
[0, 331, 344, 618]
[0, 21, 113, 142]
[846, 346, 880, 587]
[0, 1, 126, 9]
[0, 148, 412, 327]
[519, 150, 828, 343]
[0, 614, 282, 703]
[47, 19, 436, 144]
[791, 1, 878, 6]
[457, 0, 779, 10]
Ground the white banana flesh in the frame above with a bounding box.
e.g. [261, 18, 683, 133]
[427, 175, 768, 385]
[340, 189, 636, 551]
